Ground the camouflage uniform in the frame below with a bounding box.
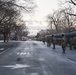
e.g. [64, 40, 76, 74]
[61, 36, 67, 53]
[52, 36, 56, 49]
[69, 38, 73, 50]
[46, 38, 51, 47]
[42, 37, 45, 44]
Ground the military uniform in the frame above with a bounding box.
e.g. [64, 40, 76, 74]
[69, 38, 73, 50]
[46, 38, 51, 47]
[61, 36, 67, 53]
[52, 37, 56, 49]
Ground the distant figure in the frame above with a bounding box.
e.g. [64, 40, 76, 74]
[73, 37, 76, 49]
[61, 35, 67, 53]
[52, 35, 56, 49]
[42, 37, 45, 44]
[69, 38, 73, 50]
[46, 38, 51, 47]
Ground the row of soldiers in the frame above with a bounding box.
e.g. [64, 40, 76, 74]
[42, 34, 75, 53]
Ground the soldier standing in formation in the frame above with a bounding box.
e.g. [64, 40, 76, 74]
[52, 35, 56, 49]
[69, 37, 74, 50]
[46, 37, 51, 47]
[61, 34, 67, 53]
[42, 37, 45, 44]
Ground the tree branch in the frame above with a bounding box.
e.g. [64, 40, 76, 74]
[71, 0, 76, 5]
[66, 12, 76, 16]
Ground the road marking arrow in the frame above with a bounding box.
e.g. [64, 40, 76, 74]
[2, 64, 30, 69]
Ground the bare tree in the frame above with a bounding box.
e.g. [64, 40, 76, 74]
[47, 6, 76, 34]
[47, 10, 61, 33]
[0, 0, 36, 42]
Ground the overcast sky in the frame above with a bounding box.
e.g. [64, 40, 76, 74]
[24, 0, 59, 36]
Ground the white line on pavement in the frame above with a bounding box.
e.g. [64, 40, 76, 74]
[0, 48, 10, 54]
[0, 48, 4, 50]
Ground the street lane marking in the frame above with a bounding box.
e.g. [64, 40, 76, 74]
[0, 48, 10, 54]
[2, 64, 30, 69]
[38, 58, 45, 61]
[17, 52, 32, 55]
[30, 73, 39, 75]
[20, 52, 27, 55]
[0, 48, 4, 50]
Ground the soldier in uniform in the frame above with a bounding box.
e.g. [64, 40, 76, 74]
[46, 37, 51, 47]
[52, 35, 56, 49]
[42, 37, 45, 44]
[69, 38, 73, 50]
[61, 34, 67, 53]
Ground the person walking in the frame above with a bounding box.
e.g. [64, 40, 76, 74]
[52, 35, 56, 49]
[69, 38, 73, 50]
[61, 34, 67, 53]
[42, 37, 45, 45]
[46, 37, 51, 47]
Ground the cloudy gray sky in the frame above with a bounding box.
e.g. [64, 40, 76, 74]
[23, 0, 59, 35]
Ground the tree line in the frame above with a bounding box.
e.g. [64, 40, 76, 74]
[0, 0, 36, 42]
[47, 0, 76, 34]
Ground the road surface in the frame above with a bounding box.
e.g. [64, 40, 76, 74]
[0, 40, 76, 75]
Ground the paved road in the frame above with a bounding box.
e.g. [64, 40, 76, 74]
[0, 41, 21, 54]
[0, 41, 76, 75]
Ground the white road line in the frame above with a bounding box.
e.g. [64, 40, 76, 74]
[0, 48, 11, 54]
[2, 64, 30, 69]
[30, 73, 39, 75]
[38, 58, 45, 61]
[0, 48, 4, 50]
